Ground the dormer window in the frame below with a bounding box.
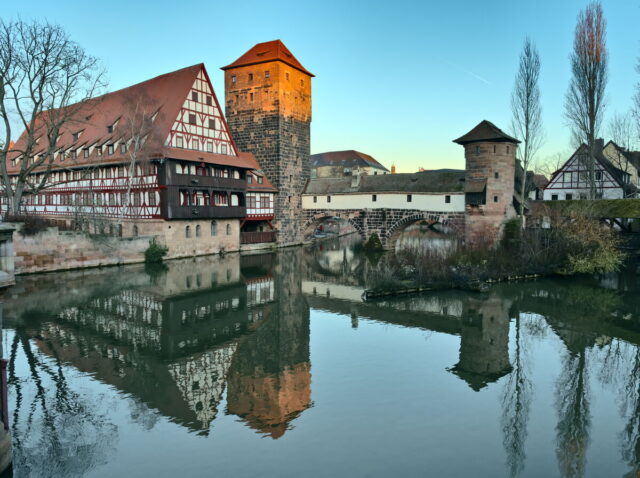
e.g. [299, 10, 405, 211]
[107, 144, 114, 155]
[192, 92, 198, 102]
[120, 143, 127, 154]
[71, 150, 77, 160]
[96, 146, 102, 157]
[107, 125, 113, 134]
[72, 132, 80, 142]
[83, 149, 89, 158]
[257, 176, 263, 184]
[247, 175, 253, 184]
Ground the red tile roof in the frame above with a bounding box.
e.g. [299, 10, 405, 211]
[221, 40, 314, 77]
[8, 63, 256, 172]
[453, 120, 520, 145]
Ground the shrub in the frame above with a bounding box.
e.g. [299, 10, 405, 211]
[144, 239, 168, 264]
[363, 232, 383, 252]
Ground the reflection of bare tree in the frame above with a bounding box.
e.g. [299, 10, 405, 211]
[7, 327, 117, 477]
[555, 350, 590, 478]
[501, 315, 532, 477]
[619, 348, 640, 475]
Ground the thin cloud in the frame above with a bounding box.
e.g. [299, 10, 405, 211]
[443, 60, 491, 85]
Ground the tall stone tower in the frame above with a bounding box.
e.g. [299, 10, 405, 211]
[453, 120, 520, 248]
[222, 40, 313, 246]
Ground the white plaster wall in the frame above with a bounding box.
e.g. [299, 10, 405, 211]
[302, 192, 465, 212]
[542, 187, 623, 200]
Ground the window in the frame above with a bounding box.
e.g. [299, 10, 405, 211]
[313, 196, 317, 203]
[176, 136, 183, 148]
[83, 149, 89, 158]
[107, 144, 114, 155]
[372, 194, 377, 202]
[507, 146, 510, 154]
[226, 224, 231, 235]
[192, 92, 198, 102]
[209, 118, 215, 129]
[188, 114, 196, 125]
[231, 75, 236, 84]
[120, 143, 127, 154]
[286, 72, 289, 80]
[566, 193, 573, 200]
[257, 176, 263, 184]
[475, 145, 481, 154]
[107, 125, 113, 134]
[221, 144, 227, 155]
[196, 224, 201, 237]
[148, 192, 157, 206]
[118, 166, 125, 177]
[265, 70, 270, 78]
[248, 73, 253, 81]
[445, 195, 451, 203]
[211, 221, 217, 236]
[493, 145, 496, 153]
[551, 194, 558, 201]
[407, 194, 412, 202]
[206, 142, 213, 153]
[249, 93, 254, 101]
[72, 132, 79, 142]
[71, 150, 77, 160]
[493, 195, 498, 203]
[206, 95, 212, 106]
[185, 226, 191, 238]
[105, 168, 112, 178]
[96, 146, 102, 157]
[494, 172, 499, 179]
[595, 171, 603, 181]
[327, 195, 331, 203]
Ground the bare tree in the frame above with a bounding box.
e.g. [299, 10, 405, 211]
[116, 91, 163, 228]
[0, 20, 105, 215]
[511, 37, 543, 221]
[564, 2, 608, 199]
[607, 111, 637, 173]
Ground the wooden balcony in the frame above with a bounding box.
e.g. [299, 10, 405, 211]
[168, 205, 246, 220]
[240, 231, 277, 244]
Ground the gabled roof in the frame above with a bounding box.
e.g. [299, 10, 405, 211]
[241, 152, 277, 192]
[304, 171, 466, 195]
[8, 64, 256, 172]
[453, 120, 520, 145]
[221, 40, 314, 77]
[310, 150, 389, 171]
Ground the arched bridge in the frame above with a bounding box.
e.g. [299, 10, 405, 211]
[302, 208, 465, 249]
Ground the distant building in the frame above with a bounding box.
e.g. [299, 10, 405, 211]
[543, 139, 638, 200]
[310, 150, 389, 178]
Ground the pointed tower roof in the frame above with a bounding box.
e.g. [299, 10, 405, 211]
[222, 40, 314, 77]
[453, 120, 520, 145]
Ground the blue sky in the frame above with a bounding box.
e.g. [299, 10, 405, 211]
[3, 0, 639, 172]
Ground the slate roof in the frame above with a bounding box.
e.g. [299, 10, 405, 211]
[310, 150, 389, 172]
[453, 120, 520, 145]
[8, 64, 257, 173]
[221, 40, 314, 77]
[304, 171, 466, 195]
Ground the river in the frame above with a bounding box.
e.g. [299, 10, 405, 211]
[1, 234, 640, 477]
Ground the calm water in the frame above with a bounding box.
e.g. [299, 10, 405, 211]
[2, 234, 640, 477]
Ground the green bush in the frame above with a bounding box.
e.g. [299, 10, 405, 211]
[144, 239, 168, 264]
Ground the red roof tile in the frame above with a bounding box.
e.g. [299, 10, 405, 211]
[221, 40, 314, 77]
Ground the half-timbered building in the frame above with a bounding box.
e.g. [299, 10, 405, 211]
[5, 64, 277, 255]
[543, 139, 638, 200]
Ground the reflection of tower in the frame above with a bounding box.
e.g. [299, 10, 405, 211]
[227, 248, 311, 438]
[223, 40, 313, 246]
[450, 296, 512, 391]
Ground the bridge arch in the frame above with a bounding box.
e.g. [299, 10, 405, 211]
[302, 211, 366, 242]
[384, 212, 462, 250]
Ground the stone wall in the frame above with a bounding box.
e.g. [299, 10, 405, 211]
[11, 218, 241, 274]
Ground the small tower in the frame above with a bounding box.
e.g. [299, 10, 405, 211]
[453, 120, 520, 248]
[222, 40, 313, 246]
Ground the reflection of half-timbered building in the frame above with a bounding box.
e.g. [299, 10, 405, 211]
[5, 64, 277, 255]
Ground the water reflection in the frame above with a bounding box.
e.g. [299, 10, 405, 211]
[2, 235, 640, 476]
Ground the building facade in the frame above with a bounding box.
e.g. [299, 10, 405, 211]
[543, 140, 637, 200]
[4, 63, 280, 256]
[222, 40, 313, 246]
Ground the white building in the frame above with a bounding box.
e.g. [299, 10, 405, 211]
[543, 140, 637, 200]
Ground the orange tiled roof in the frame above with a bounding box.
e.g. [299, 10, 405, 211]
[222, 40, 314, 77]
[8, 64, 255, 172]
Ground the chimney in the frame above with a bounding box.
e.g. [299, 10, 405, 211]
[595, 138, 604, 152]
[391, 164, 396, 174]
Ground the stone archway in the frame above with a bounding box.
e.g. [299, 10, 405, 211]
[302, 211, 366, 242]
[384, 212, 460, 250]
